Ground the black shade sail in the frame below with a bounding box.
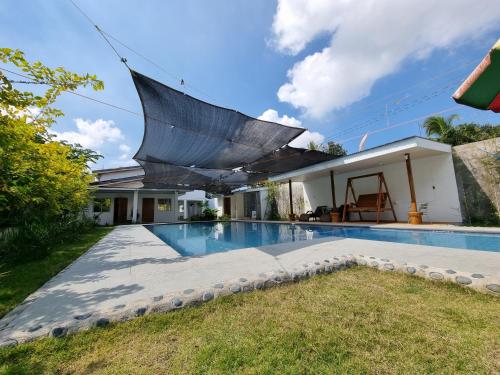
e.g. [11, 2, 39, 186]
[131, 70, 336, 193]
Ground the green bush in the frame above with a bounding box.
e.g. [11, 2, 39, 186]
[0, 215, 96, 264]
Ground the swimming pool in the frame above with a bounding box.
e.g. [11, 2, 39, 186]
[146, 221, 500, 257]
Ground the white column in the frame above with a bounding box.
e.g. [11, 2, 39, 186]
[132, 190, 139, 223]
[174, 191, 179, 221]
[183, 199, 188, 219]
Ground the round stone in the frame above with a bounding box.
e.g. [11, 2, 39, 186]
[213, 283, 224, 289]
[135, 307, 147, 317]
[229, 284, 241, 293]
[370, 261, 379, 267]
[324, 259, 330, 263]
[369, 256, 375, 259]
[95, 318, 109, 328]
[254, 281, 264, 289]
[74, 313, 92, 320]
[152, 295, 163, 302]
[239, 278, 247, 282]
[485, 284, 500, 294]
[0, 338, 17, 347]
[419, 265, 429, 269]
[302, 264, 309, 268]
[183, 288, 195, 294]
[27, 324, 42, 332]
[383, 263, 395, 271]
[445, 269, 456, 274]
[314, 261, 320, 265]
[202, 291, 214, 301]
[172, 298, 183, 307]
[381, 258, 390, 262]
[471, 273, 484, 279]
[113, 304, 126, 310]
[51, 327, 67, 338]
[455, 276, 472, 285]
[273, 275, 282, 282]
[406, 267, 416, 274]
[429, 272, 444, 280]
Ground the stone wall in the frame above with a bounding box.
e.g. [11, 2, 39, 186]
[452, 138, 500, 225]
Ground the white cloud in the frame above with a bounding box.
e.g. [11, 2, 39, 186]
[118, 143, 132, 160]
[272, 0, 500, 117]
[52, 118, 124, 149]
[258, 109, 325, 148]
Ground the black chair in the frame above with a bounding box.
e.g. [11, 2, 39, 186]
[300, 206, 329, 222]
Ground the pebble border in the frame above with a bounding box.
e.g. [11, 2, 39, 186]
[0, 254, 498, 347]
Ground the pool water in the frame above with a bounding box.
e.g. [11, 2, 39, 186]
[147, 221, 500, 257]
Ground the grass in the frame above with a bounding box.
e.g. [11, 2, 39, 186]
[0, 226, 113, 318]
[0, 267, 498, 374]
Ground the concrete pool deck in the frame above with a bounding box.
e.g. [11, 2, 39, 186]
[1, 223, 499, 346]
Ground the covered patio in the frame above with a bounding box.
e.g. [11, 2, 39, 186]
[267, 136, 463, 224]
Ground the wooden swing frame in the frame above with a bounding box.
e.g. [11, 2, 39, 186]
[342, 172, 397, 224]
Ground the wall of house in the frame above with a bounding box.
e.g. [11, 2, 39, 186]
[87, 192, 134, 225]
[138, 192, 178, 223]
[230, 193, 244, 219]
[88, 191, 179, 225]
[302, 153, 462, 223]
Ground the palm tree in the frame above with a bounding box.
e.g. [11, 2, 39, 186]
[422, 114, 459, 145]
[307, 141, 321, 151]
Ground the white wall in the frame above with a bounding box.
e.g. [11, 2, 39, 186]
[87, 192, 134, 225]
[138, 192, 178, 223]
[230, 193, 245, 219]
[88, 191, 179, 224]
[302, 153, 462, 223]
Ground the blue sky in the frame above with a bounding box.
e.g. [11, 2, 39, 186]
[1, 0, 500, 169]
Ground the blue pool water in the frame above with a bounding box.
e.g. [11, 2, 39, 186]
[147, 222, 500, 257]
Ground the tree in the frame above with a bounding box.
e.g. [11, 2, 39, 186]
[324, 141, 347, 157]
[0, 48, 104, 226]
[423, 114, 499, 146]
[422, 114, 459, 145]
[307, 141, 321, 151]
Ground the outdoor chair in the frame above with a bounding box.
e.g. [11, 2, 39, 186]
[299, 206, 329, 222]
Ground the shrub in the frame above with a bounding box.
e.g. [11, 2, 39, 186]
[0, 215, 96, 264]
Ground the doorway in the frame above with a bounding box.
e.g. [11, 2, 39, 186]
[113, 197, 128, 224]
[142, 198, 155, 223]
[223, 197, 231, 216]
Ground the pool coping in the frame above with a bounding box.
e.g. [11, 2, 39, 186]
[145, 219, 500, 235]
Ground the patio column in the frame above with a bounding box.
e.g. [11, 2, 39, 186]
[132, 189, 139, 223]
[330, 170, 337, 209]
[174, 191, 178, 221]
[404, 153, 422, 224]
[183, 199, 188, 219]
[288, 179, 294, 220]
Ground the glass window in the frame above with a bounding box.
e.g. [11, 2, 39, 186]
[157, 198, 172, 211]
[94, 198, 111, 213]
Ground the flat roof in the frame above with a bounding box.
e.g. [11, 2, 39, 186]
[270, 136, 451, 183]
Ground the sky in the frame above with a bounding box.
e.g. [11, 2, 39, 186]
[1, 0, 500, 169]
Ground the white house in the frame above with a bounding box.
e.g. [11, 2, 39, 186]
[88, 166, 225, 225]
[228, 137, 463, 224]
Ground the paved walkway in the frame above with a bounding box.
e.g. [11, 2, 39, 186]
[1, 224, 499, 345]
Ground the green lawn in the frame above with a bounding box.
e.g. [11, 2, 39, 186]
[1, 267, 498, 375]
[0, 226, 113, 318]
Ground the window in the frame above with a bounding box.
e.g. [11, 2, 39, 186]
[157, 198, 172, 211]
[94, 198, 111, 213]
